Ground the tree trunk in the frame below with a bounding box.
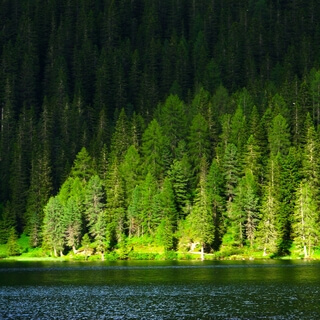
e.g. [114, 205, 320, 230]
[201, 244, 204, 261]
[303, 244, 308, 259]
[263, 246, 267, 256]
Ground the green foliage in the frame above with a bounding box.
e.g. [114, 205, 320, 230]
[7, 227, 20, 256]
[42, 197, 65, 257]
[3, 1, 320, 260]
[268, 114, 291, 156]
[187, 157, 214, 253]
[188, 114, 211, 178]
[105, 160, 126, 245]
[141, 119, 166, 179]
[70, 147, 96, 183]
[293, 181, 319, 258]
[85, 175, 106, 255]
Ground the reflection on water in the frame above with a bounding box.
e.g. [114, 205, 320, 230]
[0, 260, 320, 319]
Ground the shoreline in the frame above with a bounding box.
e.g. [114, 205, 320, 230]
[1, 253, 317, 262]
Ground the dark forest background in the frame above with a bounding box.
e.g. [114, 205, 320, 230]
[1, 0, 320, 258]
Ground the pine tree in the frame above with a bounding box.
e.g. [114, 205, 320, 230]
[230, 105, 247, 155]
[81, 233, 91, 260]
[188, 113, 211, 179]
[207, 159, 225, 249]
[25, 150, 53, 247]
[257, 182, 280, 256]
[42, 196, 66, 257]
[223, 169, 259, 249]
[256, 154, 282, 255]
[168, 159, 190, 217]
[64, 196, 82, 254]
[293, 181, 319, 258]
[157, 94, 187, 156]
[310, 69, 320, 126]
[301, 114, 319, 186]
[139, 172, 158, 236]
[6, 227, 20, 256]
[70, 147, 95, 183]
[278, 147, 301, 255]
[127, 185, 143, 237]
[154, 177, 177, 251]
[187, 157, 214, 260]
[243, 135, 262, 181]
[105, 159, 126, 246]
[223, 143, 241, 203]
[0, 78, 16, 203]
[110, 108, 131, 161]
[120, 145, 141, 207]
[61, 177, 84, 254]
[9, 107, 35, 232]
[0, 202, 16, 244]
[268, 114, 291, 156]
[141, 119, 166, 180]
[84, 175, 106, 259]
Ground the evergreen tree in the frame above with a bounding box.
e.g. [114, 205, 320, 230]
[25, 150, 53, 247]
[293, 181, 319, 258]
[127, 185, 143, 237]
[120, 145, 141, 207]
[0, 78, 16, 203]
[301, 114, 319, 186]
[157, 94, 187, 156]
[139, 172, 158, 236]
[141, 119, 166, 180]
[268, 114, 291, 156]
[207, 159, 225, 249]
[256, 154, 282, 255]
[81, 233, 91, 260]
[60, 177, 84, 254]
[154, 177, 177, 251]
[187, 157, 214, 260]
[42, 196, 66, 257]
[84, 175, 106, 258]
[278, 147, 301, 255]
[70, 147, 95, 183]
[257, 183, 280, 256]
[105, 159, 126, 246]
[188, 113, 211, 179]
[230, 105, 247, 155]
[0, 202, 16, 244]
[110, 108, 131, 161]
[6, 227, 20, 256]
[223, 143, 241, 203]
[223, 169, 259, 249]
[243, 135, 262, 181]
[168, 159, 190, 216]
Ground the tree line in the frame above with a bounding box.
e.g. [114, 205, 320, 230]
[1, 0, 320, 258]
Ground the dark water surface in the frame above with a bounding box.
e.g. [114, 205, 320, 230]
[0, 260, 320, 319]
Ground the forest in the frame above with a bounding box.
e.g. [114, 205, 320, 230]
[1, 0, 320, 260]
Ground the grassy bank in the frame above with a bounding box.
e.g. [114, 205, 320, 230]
[1, 234, 320, 262]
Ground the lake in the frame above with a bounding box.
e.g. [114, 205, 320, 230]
[0, 260, 320, 319]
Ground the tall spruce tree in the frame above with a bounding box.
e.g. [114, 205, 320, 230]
[187, 157, 214, 260]
[154, 177, 177, 251]
[84, 175, 106, 259]
[293, 181, 319, 258]
[188, 113, 211, 180]
[42, 196, 66, 257]
[105, 159, 126, 246]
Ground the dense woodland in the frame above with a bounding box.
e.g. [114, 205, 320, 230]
[1, 0, 320, 259]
